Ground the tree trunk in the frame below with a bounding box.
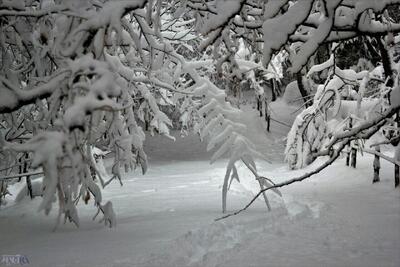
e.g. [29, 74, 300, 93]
[347, 118, 357, 168]
[18, 155, 23, 182]
[26, 176, 33, 199]
[23, 153, 33, 199]
[258, 96, 263, 117]
[270, 79, 277, 102]
[264, 97, 270, 132]
[395, 144, 400, 187]
[296, 72, 310, 107]
[351, 147, 357, 168]
[346, 118, 353, 167]
[393, 112, 400, 146]
[376, 37, 394, 87]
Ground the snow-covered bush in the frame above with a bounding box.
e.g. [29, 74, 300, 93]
[280, 1, 400, 168]
[285, 49, 392, 168]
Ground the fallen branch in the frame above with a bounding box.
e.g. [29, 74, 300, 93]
[215, 140, 348, 221]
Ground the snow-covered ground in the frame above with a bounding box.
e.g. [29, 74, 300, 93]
[1, 100, 399, 267]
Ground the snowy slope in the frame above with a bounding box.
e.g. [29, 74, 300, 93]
[0, 100, 399, 267]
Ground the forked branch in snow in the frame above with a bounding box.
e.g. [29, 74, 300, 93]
[216, 139, 349, 221]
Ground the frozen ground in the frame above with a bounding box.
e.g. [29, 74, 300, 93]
[0, 100, 399, 267]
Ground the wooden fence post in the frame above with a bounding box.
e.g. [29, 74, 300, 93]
[346, 118, 352, 166]
[265, 98, 270, 132]
[364, 147, 400, 188]
[373, 145, 380, 183]
[351, 145, 357, 168]
[347, 118, 357, 168]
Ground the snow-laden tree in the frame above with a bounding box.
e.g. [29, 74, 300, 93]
[1, 0, 400, 225]
[200, 0, 400, 220]
[285, 50, 396, 168]
[266, 1, 400, 170]
[0, 0, 176, 227]
[0, 0, 282, 227]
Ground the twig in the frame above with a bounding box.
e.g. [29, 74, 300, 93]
[364, 148, 400, 167]
[370, 136, 400, 147]
[0, 171, 43, 181]
[269, 117, 292, 128]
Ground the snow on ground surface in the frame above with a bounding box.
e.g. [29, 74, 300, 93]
[0, 99, 399, 267]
